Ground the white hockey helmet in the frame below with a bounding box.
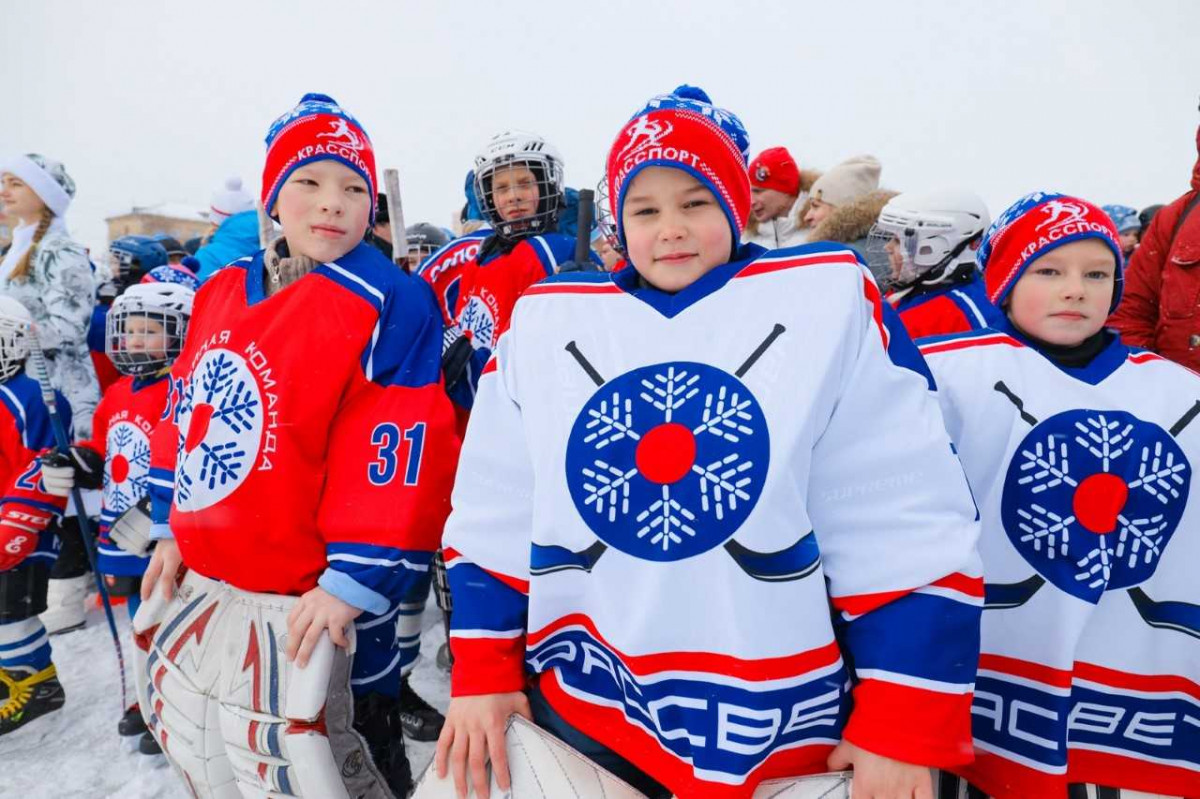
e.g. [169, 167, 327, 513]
[473, 130, 565, 241]
[867, 190, 990, 289]
[0, 295, 32, 382]
[106, 282, 194, 377]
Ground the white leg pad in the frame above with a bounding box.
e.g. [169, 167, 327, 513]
[749, 772, 852, 798]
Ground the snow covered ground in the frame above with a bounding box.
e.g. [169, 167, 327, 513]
[0, 600, 451, 798]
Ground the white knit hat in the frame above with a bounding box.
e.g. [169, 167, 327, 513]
[209, 176, 254, 224]
[810, 155, 881, 208]
[1, 153, 76, 217]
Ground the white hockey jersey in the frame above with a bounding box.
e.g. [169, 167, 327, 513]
[443, 243, 984, 797]
[920, 323, 1200, 799]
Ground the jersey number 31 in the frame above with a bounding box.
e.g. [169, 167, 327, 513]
[368, 422, 425, 486]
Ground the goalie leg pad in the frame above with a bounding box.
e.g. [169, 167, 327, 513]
[217, 586, 393, 799]
[137, 569, 240, 798]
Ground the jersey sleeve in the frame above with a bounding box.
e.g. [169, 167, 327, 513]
[314, 277, 460, 615]
[441, 326, 532, 696]
[806, 267, 983, 768]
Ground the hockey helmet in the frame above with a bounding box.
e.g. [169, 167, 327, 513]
[109, 235, 169, 288]
[0, 295, 32, 382]
[106, 282, 194, 377]
[867, 190, 990, 290]
[473, 130, 565, 241]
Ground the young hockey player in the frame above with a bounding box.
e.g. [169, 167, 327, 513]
[137, 93, 458, 798]
[40, 280, 194, 755]
[405, 223, 451, 272]
[919, 193, 1200, 798]
[435, 85, 984, 799]
[0, 295, 72, 736]
[867, 190, 1003, 340]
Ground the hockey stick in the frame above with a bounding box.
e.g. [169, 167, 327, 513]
[993, 381, 1039, 427]
[736, 324, 787, 378]
[529, 540, 609, 576]
[1127, 586, 1200, 639]
[383, 169, 409, 271]
[565, 341, 605, 387]
[983, 574, 1045, 609]
[574, 189, 594, 265]
[255, 199, 273, 249]
[724, 534, 821, 583]
[26, 331, 128, 712]
[1169, 400, 1200, 438]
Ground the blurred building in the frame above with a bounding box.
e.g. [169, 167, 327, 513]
[105, 203, 211, 244]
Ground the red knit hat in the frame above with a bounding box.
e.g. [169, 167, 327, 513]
[979, 191, 1124, 311]
[261, 93, 377, 224]
[749, 147, 801, 196]
[605, 85, 751, 252]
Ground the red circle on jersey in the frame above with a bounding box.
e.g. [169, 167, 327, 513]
[184, 404, 215, 455]
[636, 423, 696, 485]
[1073, 473, 1129, 534]
[110, 454, 130, 484]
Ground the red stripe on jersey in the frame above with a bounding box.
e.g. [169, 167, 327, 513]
[538, 670, 836, 799]
[861, 271, 889, 347]
[527, 612, 842, 681]
[443, 547, 530, 595]
[1127, 351, 1164, 365]
[523, 282, 623, 296]
[977, 653, 1073, 689]
[1074, 660, 1200, 700]
[918, 333, 1023, 356]
[954, 750, 1062, 799]
[842, 678, 975, 768]
[830, 587, 909, 617]
[1068, 747, 1200, 798]
[735, 250, 859, 278]
[449, 636, 528, 696]
[930, 572, 985, 598]
[481, 357, 498, 376]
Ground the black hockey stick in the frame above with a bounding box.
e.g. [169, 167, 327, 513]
[565, 341, 605, 387]
[1169, 400, 1200, 438]
[736, 324, 787, 378]
[983, 574, 1046, 610]
[529, 540, 609, 576]
[994, 381, 1039, 427]
[724, 534, 821, 583]
[574, 189, 595, 265]
[27, 333, 128, 712]
[1127, 586, 1200, 639]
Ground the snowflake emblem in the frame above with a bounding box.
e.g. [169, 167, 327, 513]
[1000, 409, 1190, 603]
[566, 361, 769, 562]
[174, 349, 264, 512]
[103, 421, 151, 514]
[459, 296, 496, 351]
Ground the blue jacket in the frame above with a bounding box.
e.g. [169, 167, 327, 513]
[194, 210, 261, 282]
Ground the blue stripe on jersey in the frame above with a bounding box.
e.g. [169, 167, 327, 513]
[0, 372, 70, 451]
[880, 302, 937, 391]
[840, 591, 981, 688]
[447, 559, 529, 634]
[323, 541, 435, 611]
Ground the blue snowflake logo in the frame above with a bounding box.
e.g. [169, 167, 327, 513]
[459, 296, 496, 351]
[566, 361, 769, 562]
[175, 349, 264, 512]
[103, 422, 151, 514]
[1000, 409, 1190, 603]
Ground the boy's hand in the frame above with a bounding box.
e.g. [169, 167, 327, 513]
[435, 692, 532, 799]
[285, 587, 362, 668]
[141, 538, 184, 601]
[828, 740, 933, 799]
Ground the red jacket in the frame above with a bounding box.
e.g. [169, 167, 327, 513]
[1108, 124, 1200, 371]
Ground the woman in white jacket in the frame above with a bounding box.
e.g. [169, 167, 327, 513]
[0, 153, 98, 439]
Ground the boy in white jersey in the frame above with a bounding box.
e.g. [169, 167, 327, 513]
[434, 85, 985, 799]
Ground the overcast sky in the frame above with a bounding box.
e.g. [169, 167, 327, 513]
[6, 0, 1199, 256]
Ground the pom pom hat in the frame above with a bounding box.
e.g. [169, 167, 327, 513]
[1, 153, 76, 217]
[605, 85, 751, 252]
[979, 191, 1124, 312]
[261, 93, 377, 224]
[209, 176, 254, 223]
[749, 147, 802, 196]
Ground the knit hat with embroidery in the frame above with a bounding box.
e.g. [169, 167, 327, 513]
[2, 153, 76, 217]
[979, 191, 1124, 311]
[809, 154, 881, 208]
[262, 93, 377, 223]
[749, 147, 801, 196]
[209, 176, 254, 224]
[605, 85, 750, 252]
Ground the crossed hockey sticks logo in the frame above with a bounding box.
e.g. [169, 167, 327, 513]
[537, 324, 821, 582]
[987, 381, 1200, 639]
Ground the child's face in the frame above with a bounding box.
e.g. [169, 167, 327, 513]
[622, 167, 732, 293]
[1119, 230, 1139, 257]
[490, 164, 540, 222]
[123, 315, 169, 359]
[0, 173, 48, 223]
[803, 197, 834, 227]
[274, 160, 372, 263]
[1007, 238, 1116, 346]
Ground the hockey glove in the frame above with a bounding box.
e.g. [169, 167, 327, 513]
[442, 324, 474, 393]
[109, 496, 153, 557]
[0, 503, 55, 571]
[40, 446, 104, 496]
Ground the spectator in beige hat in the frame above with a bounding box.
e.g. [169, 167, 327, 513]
[802, 155, 896, 279]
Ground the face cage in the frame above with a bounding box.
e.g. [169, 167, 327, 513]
[0, 319, 30, 382]
[475, 157, 563, 241]
[865, 224, 922, 289]
[594, 177, 625, 256]
[105, 306, 186, 377]
[109, 250, 144, 287]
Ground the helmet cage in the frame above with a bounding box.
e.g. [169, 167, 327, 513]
[867, 209, 980, 291]
[474, 153, 564, 241]
[105, 299, 187, 377]
[0, 314, 30, 382]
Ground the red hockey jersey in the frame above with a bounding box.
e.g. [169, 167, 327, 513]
[148, 242, 459, 611]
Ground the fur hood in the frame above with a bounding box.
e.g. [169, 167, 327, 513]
[805, 189, 899, 245]
[744, 168, 822, 237]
